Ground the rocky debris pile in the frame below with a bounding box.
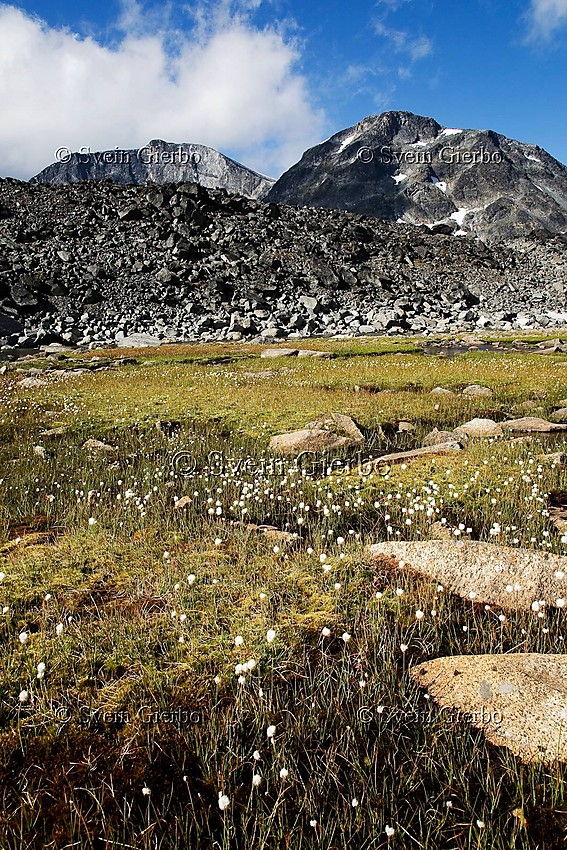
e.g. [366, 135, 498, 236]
[412, 654, 567, 765]
[367, 539, 567, 612]
[0, 176, 565, 350]
[268, 110, 567, 245]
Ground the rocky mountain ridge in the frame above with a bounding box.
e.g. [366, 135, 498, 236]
[0, 177, 565, 350]
[32, 139, 274, 200]
[267, 111, 567, 244]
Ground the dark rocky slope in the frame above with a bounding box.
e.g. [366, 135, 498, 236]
[268, 111, 567, 245]
[0, 178, 565, 349]
[32, 140, 274, 200]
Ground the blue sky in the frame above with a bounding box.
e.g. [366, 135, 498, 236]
[0, 0, 566, 179]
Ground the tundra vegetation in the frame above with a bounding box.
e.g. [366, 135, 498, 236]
[0, 333, 566, 849]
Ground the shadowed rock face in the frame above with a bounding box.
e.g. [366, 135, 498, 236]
[412, 654, 567, 764]
[268, 111, 567, 244]
[31, 140, 274, 200]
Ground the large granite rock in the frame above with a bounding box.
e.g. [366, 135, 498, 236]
[269, 429, 356, 455]
[412, 654, 567, 765]
[367, 539, 567, 611]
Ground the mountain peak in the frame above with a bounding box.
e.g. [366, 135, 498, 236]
[268, 111, 567, 243]
[31, 141, 275, 199]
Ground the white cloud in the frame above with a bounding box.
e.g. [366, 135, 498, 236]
[525, 0, 567, 39]
[374, 21, 433, 62]
[0, 2, 325, 179]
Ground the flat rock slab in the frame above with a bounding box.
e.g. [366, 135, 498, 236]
[453, 418, 503, 438]
[550, 408, 567, 423]
[430, 387, 456, 396]
[244, 370, 277, 379]
[18, 376, 49, 388]
[462, 385, 494, 397]
[260, 348, 299, 358]
[269, 429, 356, 454]
[422, 429, 459, 446]
[83, 439, 117, 453]
[411, 654, 567, 764]
[296, 350, 333, 358]
[367, 540, 567, 611]
[502, 417, 567, 433]
[372, 442, 462, 467]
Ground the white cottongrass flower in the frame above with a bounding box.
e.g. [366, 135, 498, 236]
[18, 632, 29, 645]
[415, 610, 424, 620]
[310, 819, 317, 827]
[253, 750, 261, 760]
[266, 629, 276, 643]
[476, 820, 485, 828]
[187, 574, 196, 585]
[18, 690, 29, 703]
[252, 773, 262, 787]
[142, 787, 151, 796]
[234, 635, 244, 646]
[556, 598, 565, 608]
[400, 643, 409, 653]
[0, 572, 5, 582]
[385, 825, 395, 837]
[218, 792, 230, 811]
[351, 798, 359, 807]
[341, 632, 351, 643]
[321, 627, 331, 637]
[266, 725, 276, 739]
[279, 768, 289, 780]
[36, 662, 46, 680]
[88, 517, 97, 526]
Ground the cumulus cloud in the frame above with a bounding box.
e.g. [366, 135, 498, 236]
[0, 2, 325, 179]
[525, 0, 567, 39]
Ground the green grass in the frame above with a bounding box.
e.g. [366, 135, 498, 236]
[0, 334, 566, 849]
